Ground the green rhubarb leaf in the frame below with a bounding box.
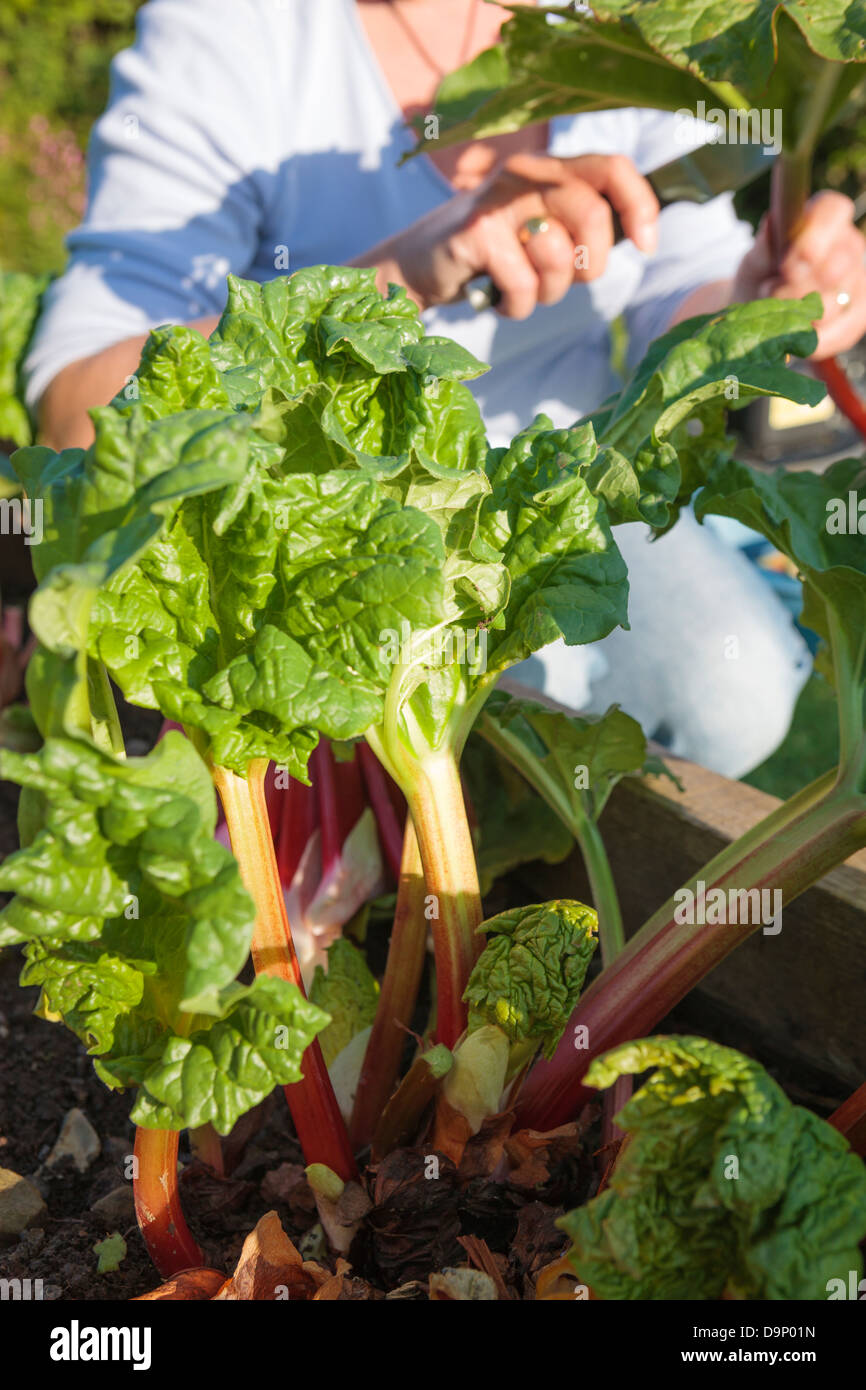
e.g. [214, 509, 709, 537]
[561, 1035, 866, 1300]
[464, 899, 598, 1059]
[0, 729, 330, 1133]
[12, 407, 260, 584]
[0, 733, 254, 1012]
[480, 417, 629, 671]
[21, 940, 145, 1055]
[591, 0, 866, 104]
[93, 1233, 127, 1274]
[110, 323, 231, 418]
[423, 3, 866, 154]
[95, 974, 329, 1134]
[422, 7, 717, 149]
[309, 938, 379, 1068]
[478, 690, 676, 830]
[24, 411, 448, 775]
[208, 270, 488, 464]
[0, 269, 50, 447]
[586, 296, 824, 528]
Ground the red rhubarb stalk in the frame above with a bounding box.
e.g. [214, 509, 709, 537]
[516, 785, 866, 1131]
[769, 109, 866, 443]
[349, 816, 428, 1150]
[829, 1081, 866, 1157]
[133, 1127, 204, 1278]
[358, 741, 406, 881]
[276, 766, 317, 885]
[211, 758, 358, 1180]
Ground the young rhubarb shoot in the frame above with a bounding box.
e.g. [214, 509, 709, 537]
[560, 1037, 866, 1301]
[371, 1045, 454, 1161]
[309, 937, 379, 1125]
[437, 900, 598, 1141]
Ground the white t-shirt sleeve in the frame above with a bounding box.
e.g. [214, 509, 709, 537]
[24, 0, 283, 408]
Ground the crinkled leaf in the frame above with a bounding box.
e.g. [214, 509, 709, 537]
[479, 417, 629, 672]
[0, 731, 329, 1133]
[110, 323, 231, 418]
[592, 1, 866, 108]
[464, 899, 598, 1058]
[0, 733, 253, 1011]
[560, 1035, 866, 1300]
[421, 6, 717, 149]
[586, 297, 823, 528]
[423, 3, 866, 154]
[95, 974, 329, 1135]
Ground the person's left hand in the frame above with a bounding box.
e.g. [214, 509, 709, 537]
[732, 191, 866, 359]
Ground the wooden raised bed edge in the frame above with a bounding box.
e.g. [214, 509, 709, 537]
[499, 680, 866, 1095]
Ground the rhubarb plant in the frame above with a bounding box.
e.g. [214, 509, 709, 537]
[6, 263, 859, 1291]
[72, 270, 820, 1053]
[561, 1037, 866, 1301]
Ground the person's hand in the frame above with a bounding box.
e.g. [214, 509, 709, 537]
[354, 152, 659, 318]
[732, 192, 866, 359]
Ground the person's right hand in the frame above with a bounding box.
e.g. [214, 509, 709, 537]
[354, 152, 660, 318]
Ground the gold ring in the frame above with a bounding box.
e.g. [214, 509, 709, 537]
[518, 217, 550, 244]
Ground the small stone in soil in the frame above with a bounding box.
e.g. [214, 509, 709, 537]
[0, 1166, 47, 1238]
[90, 1185, 136, 1227]
[44, 1108, 101, 1175]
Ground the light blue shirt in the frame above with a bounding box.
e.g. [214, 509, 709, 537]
[25, 0, 753, 446]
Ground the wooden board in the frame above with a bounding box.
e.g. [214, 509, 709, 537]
[500, 680, 866, 1093]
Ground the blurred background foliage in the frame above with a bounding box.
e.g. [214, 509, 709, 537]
[0, 0, 142, 273]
